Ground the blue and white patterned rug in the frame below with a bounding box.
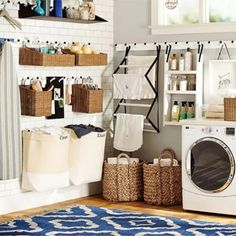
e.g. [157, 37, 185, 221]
[0, 205, 236, 235]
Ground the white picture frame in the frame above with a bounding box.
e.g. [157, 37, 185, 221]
[207, 60, 236, 104]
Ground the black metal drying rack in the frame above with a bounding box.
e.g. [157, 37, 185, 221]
[113, 45, 161, 133]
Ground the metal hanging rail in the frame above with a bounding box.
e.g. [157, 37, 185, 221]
[115, 40, 236, 51]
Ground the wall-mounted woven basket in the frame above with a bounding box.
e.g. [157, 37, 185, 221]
[75, 53, 107, 66]
[72, 84, 103, 113]
[20, 85, 52, 117]
[224, 98, 236, 121]
[19, 48, 75, 67]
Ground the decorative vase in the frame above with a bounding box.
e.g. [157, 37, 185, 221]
[34, 0, 45, 16]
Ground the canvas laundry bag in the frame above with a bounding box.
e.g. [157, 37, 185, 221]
[67, 129, 106, 185]
[22, 130, 70, 192]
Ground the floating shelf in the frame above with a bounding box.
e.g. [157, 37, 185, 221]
[164, 121, 182, 126]
[165, 119, 196, 126]
[167, 70, 197, 75]
[18, 3, 107, 24]
[166, 90, 197, 95]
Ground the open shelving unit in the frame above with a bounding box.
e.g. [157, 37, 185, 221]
[18, 3, 107, 24]
[163, 51, 204, 126]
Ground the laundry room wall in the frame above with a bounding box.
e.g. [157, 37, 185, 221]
[0, 0, 114, 214]
[114, 0, 236, 161]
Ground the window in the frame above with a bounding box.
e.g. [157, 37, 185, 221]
[151, 0, 236, 34]
[164, 0, 199, 25]
[209, 0, 236, 23]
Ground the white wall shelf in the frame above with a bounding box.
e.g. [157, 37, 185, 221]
[166, 90, 197, 95]
[165, 119, 196, 126]
[163, 51, 204, 127]
[167, 70, 197, 75]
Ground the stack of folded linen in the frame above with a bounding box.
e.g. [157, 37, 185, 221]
[205, 104, 224, 119]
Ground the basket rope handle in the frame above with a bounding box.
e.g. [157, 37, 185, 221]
[160, 148, 177, 159]
[117, 153, 131, 165]
[116, 153, 131, 201]
[158, 152, 174, 167]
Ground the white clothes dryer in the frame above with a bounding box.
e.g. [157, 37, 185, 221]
[182, 125, 236, 215]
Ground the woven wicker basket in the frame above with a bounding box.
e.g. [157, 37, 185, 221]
[20, 85, 52, 117]
[72, 84, 103, 113]
[19, 48, 75, 66]
[224, 98, 236, 121]
[75, 53, 107, 66]
[143, 149, 182, 206]
[103, 153, 143, 202]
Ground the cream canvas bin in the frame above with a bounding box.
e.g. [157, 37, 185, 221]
[67, 129, 106, 185]
[22, 130, 70, 192]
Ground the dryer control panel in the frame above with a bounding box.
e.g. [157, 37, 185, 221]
[226, 127, 235, 136]
[183, 125, 236, 136]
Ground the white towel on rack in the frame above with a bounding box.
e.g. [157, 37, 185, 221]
[113, 113, 145, 152]
[113, 74, 143, 100]
[127, 56, 157, 99]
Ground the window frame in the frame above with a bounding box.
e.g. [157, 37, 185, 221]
[150, 0, 236, 35]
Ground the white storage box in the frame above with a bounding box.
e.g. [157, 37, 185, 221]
[22, 130, 70, 192]
[68, 129, 106, 185]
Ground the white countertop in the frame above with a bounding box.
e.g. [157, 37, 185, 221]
[180, 118, 236, 127]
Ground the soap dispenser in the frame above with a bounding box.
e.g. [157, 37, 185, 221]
[172, 101, 180, 122]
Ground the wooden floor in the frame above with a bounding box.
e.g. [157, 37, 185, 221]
[1, 195, 236, 224]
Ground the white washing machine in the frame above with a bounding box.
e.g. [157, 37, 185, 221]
[182, 125, 236, 215]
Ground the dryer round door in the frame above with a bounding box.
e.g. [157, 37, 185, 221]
[186, 137, 235, 193]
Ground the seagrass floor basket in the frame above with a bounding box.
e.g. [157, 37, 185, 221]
[143, 149, 182, 206]
[103, 153, 143, 202]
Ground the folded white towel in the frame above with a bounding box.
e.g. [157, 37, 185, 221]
[206, 104, 224, 113]
[107, 157, 139, 165]
[205, 111, 224, 119]
[128, 56, 156, 99]
[153, 158, 179, 167]
[114, 113, 145, 152]
[113, 74, 143, 100]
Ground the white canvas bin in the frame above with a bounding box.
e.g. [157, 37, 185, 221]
[68, 129, 106, 185]
[22, 130, 70, 192]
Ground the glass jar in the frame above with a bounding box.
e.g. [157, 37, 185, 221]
[179, 75, 188, 91]
[188, 75, 196, 91]
[87, 0, 95, 20]
[80, 1, 89, 20]
[171, 75, 179, 91]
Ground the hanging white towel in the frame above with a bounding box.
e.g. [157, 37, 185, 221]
[113, 74, 143, 100]
[114, 114, 145, 152]
[0, 42, 22, 180]
[128, 56, 157, 99]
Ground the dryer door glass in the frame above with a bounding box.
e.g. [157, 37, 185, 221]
[189, 138, 235, 193]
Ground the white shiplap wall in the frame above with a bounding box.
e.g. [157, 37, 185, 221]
[0, 0, 114, 214]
